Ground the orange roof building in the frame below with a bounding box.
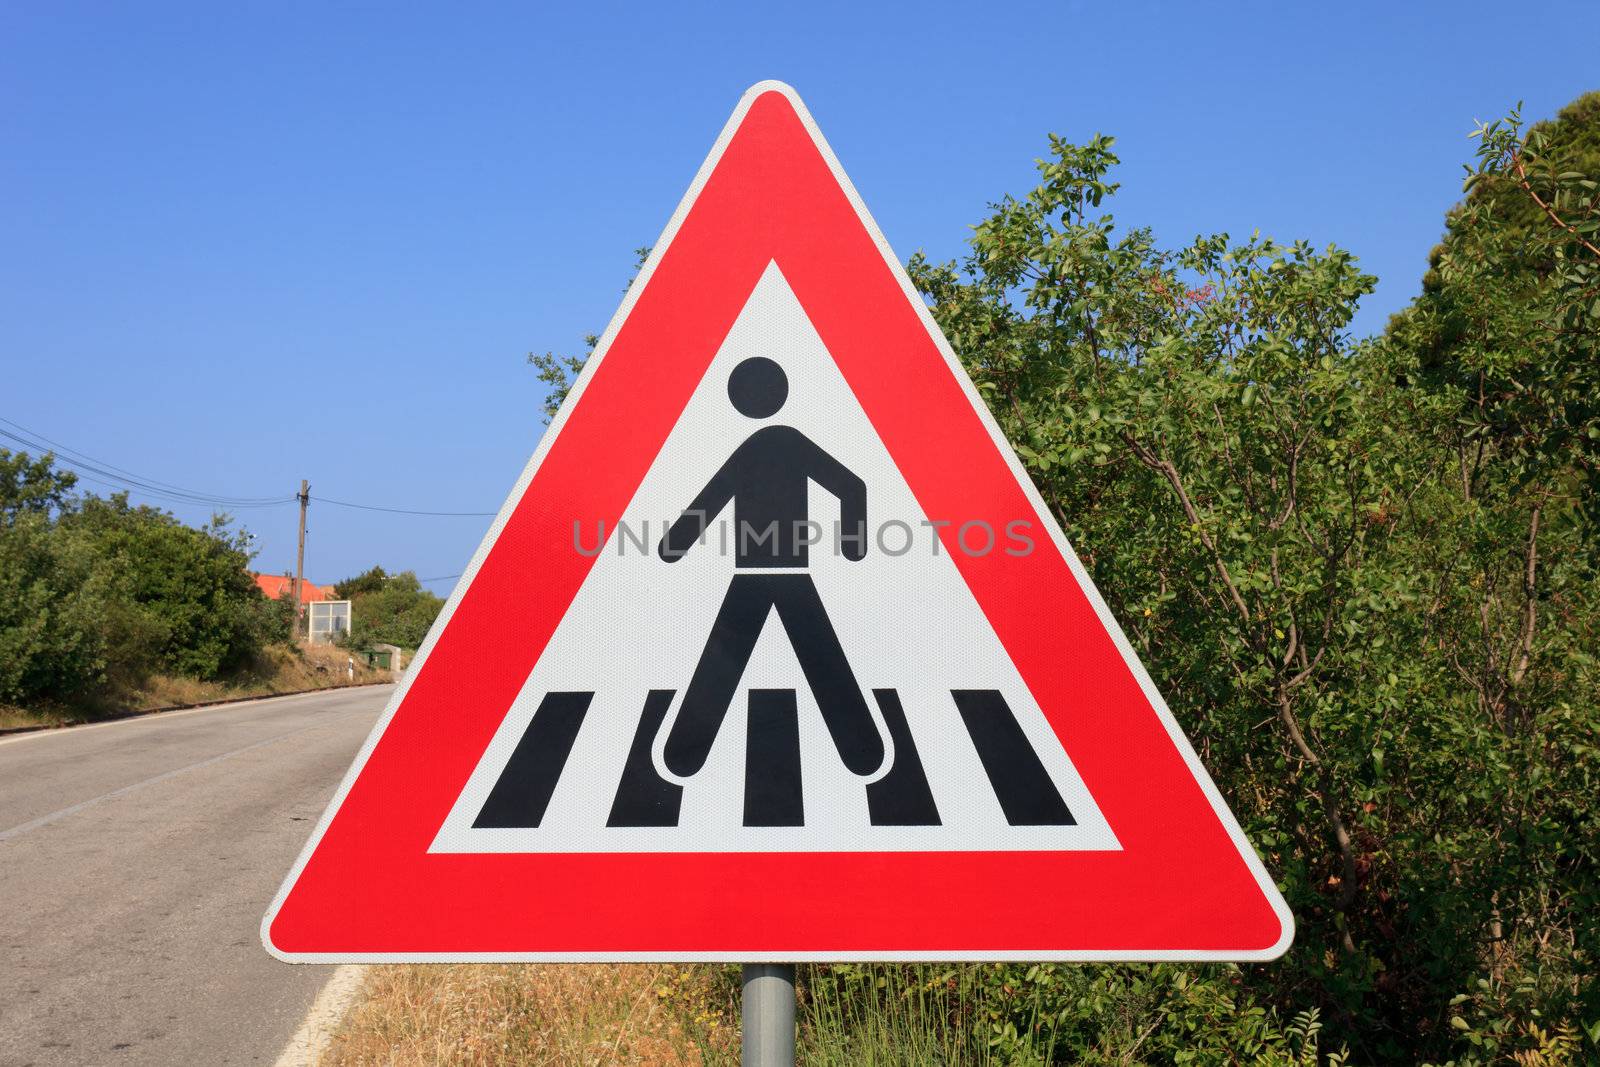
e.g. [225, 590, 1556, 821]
[252, 573, 335, 604]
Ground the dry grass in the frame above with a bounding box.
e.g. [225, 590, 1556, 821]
[128, 643, 388, 707]
[322, 964, 738, 1067]
[0, 643, 390, 732]
[0, 703, 75, 730]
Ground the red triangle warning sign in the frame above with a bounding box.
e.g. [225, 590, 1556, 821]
[263, 82, 1292, 962]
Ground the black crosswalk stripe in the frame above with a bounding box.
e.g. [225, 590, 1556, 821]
[951, 689, 1076, 826]
[866, 689, 941, 826]
[606, 690, 683, 827]
[472, 691, 591, 828]
[475, 688, 1074, 830]
[744, 689, 805, 826]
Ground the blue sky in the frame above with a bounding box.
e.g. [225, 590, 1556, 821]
[3, 2, 1596, 591]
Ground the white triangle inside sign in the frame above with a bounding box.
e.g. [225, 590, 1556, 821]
[433, 263, 1118, 854]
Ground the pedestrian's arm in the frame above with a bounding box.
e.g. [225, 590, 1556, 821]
[658, 460, 738, 561]
[805, 440, 867, 561]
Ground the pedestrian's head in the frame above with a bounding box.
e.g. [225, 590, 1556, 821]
[728, 357, 787, 418]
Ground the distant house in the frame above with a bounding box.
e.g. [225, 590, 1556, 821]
[251, 572, 335, 607]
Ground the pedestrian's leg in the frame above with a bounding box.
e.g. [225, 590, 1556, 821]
[772, 575, 884, 776]
[664, 575, 776, 777]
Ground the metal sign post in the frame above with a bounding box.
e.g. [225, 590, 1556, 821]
[741, 964, 796, 1066]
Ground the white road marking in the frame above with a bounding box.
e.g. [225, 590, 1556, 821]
[0, 729, 309, 842]
[272, 964, 369, 1067]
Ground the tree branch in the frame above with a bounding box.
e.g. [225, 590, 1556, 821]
[1509, 151, 1600, 260]
[1119, 432, 1255, 628]
[1508, 497, 1544, 692]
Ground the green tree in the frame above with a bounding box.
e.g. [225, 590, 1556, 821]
[1376, 94, 1600, 1061]
[527, 246, 652, 422]
[55, 495, 278, 680]
[0, 511, 104, 702]
[520, 110, 1600, 1061]
[334, 565, 391, 599]
[1389, 92, 1599, 504]
[0, 448, 78, 522]
[908, 110, 1597, 1059]
[910, 131, 1426, 1049]
[340, 569, 444, 650]
[1, 456, 283, 705]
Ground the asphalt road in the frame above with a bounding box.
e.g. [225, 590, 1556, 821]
[0, 685, 392, 1067]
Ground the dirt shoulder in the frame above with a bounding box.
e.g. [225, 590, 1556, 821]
[0, 643, 393, 733]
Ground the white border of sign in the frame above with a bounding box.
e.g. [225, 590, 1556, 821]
[263, 80, 1294, 964]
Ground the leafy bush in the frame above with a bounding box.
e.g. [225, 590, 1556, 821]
[0, 451, 284, 706]
[0, 512, 104, 702]
[55, 496, 278, 680]
[537, 94, 1600, 1063]
[335, 567, 444, 651]
[893, 95, 1599, 1064]
[798, 964, 1344, 1065]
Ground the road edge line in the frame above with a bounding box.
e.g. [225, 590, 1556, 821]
[273, 964, 369, 1067]
[0, 682, 395, 748]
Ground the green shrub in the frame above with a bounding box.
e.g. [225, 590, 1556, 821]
[0, 450, 284, 706]
[335, 567, 444, 651]
[797, 965, 1344, 1065]
[0, 512, 104, 702]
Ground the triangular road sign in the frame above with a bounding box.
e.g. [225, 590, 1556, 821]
[263, 81, 1292, 962]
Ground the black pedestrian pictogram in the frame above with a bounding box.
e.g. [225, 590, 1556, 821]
[472, 357, 1079, 833]
[658, 356, 883, 783]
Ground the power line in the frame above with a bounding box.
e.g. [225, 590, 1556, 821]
[0, 415, 292, 506]
[0, 422, 294, 511]
[319, 498, 496, 517]
[0, 414, 499, 518]
[60, 469, 288, 510]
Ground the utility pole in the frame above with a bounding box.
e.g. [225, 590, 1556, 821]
[293, 479, 310, 641]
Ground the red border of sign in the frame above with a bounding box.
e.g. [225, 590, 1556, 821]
[263, 82, 1292, 961]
